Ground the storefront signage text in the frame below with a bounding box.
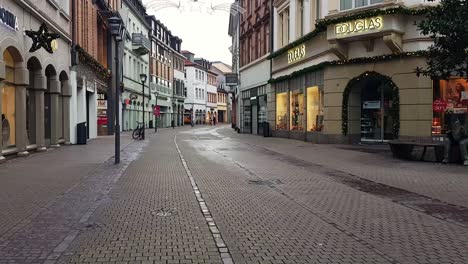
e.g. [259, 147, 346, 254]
[433, 99, 447, 113]
[335, 16, 383, 37]
[287, 44, 306, 64]
[0, 6, 19, 31]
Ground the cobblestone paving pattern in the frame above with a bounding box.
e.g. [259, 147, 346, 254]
[58, 129, 221, 264]
[177, 127, 468, 264]
[0, 135, 141, 264]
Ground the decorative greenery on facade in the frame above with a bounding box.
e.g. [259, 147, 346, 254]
[267, 6, 434, 60]
[269, 51, 428, 84]
[341, 72, 400, 138]
[75, 45, 111, 80]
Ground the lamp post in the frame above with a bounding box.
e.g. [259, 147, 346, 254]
[140, 73, 147, 140]
[108, 16, 124, 164]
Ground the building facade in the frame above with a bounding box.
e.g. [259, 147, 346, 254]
[183, 51, 208, 125]
[1, 0, 72, 160]
[228, 0, 241, 129]
[269, 0, 452, 144]
[171, 36, 186, 127]
[212, 61, 233, 123]
[206, 70, 218, 124]
[120, 0, 150, 131]
[238, 0, 271, 135]
[147, 16, 181, 128]
[70, 0, 121, 142]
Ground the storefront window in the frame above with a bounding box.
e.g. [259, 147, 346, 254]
[276, 92, 288, 130]
[290, 90, 304, 131]
[2, 50, 16, 149]
[432, 79, 468, 135]
[307, 86, 324, 132]
[26, 89, 36, 144]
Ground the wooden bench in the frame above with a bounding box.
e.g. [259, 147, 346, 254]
[388, 140, 445, 162]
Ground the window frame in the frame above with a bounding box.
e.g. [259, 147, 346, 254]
[340, 0, 383, 11]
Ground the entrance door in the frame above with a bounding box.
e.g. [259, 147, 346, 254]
[361, 81, 394, 142]
[252, 104, 258, 135]
[86, 92, 91, 139]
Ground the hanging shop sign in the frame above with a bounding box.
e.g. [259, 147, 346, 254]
[335, 16, 383, 38]
[287, 44, 306, 64]
[225, 73, 238, 86]
[153, 105, 161, 116]
[0, 6, 19, 31]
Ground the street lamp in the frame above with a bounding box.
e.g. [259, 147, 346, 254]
[108, 15, 124, 164]
[140, 73, 147, 140]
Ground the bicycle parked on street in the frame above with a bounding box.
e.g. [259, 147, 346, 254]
[132, 121, 144, 140]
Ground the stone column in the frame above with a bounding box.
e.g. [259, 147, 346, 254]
[62, 81, 72, 144]
[49, 79, 61, 147]
[15, 67, 30, 157]
[0, 59, 5, 162]
[34, 74, 47, 152]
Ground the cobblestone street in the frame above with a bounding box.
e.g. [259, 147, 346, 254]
[0, 126, 467, 264]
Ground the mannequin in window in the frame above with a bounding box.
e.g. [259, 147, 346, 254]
[442, 116, 468, 166]
[2, 114, 10, 146]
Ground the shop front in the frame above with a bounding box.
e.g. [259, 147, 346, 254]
[273, 71, 324, 141]
[1, 0, 71, 159]
[270, 7, 445, 144]
[240, 85, 268, 135]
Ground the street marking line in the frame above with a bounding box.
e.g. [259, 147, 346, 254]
[174, 134, 234, 264]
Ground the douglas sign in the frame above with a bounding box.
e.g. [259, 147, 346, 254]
[335, 16, 383, 37]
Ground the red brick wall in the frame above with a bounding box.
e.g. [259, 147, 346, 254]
[240, 0, 271, 67]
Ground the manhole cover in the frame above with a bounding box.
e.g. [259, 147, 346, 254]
[151, 208, 177, 217]
[248, 179, 283, 186]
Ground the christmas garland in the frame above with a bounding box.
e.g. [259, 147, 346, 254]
[269, 50, 428, 84]
[267, 6, 434, 60]
[341, 72, 400, 138]
[75, 45, 111, 80]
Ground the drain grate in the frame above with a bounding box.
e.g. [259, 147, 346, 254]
[248, 179, 284, 186]
[150, 208, 177, 217]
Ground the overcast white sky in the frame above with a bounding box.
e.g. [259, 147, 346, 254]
[142, 0, 233, 65]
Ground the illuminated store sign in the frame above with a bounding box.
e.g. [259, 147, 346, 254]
[0, 6, 19, 31]
[335, 16, 383, 37]
[287, 44, 306, 64]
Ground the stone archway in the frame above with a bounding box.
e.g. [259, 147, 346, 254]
[26, 57, 42, 147]
[59, 71, 71, 144]
[1, 46, 28, 156]
[342, 71, 400, 142]
[45, 64, 60, 147]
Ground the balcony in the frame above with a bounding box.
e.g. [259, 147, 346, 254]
[132, 33, 150, 56]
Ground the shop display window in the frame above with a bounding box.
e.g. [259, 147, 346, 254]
[2, 50, 16, 149]
[276, 92, 288, 130]
[290, 90, 304, 131]
[432, 79, 468, 135]
[307, 86, 324, 132]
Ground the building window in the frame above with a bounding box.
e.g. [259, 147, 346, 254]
[307, 86, 324, 132]
[432, 79, 468, 136]
[297, 0, 304, 38]
[278, 7, 290, 47]
[276, 92, 288, 130]
[290, 90, 304, 131]
[340, 0, 383, 10]
[2, 49, 16, 149]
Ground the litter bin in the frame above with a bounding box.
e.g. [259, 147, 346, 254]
[263, 122, 270, 137]
[77, 122, 87, 145]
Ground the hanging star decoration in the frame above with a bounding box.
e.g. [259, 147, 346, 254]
[25, 23, 60, 54]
